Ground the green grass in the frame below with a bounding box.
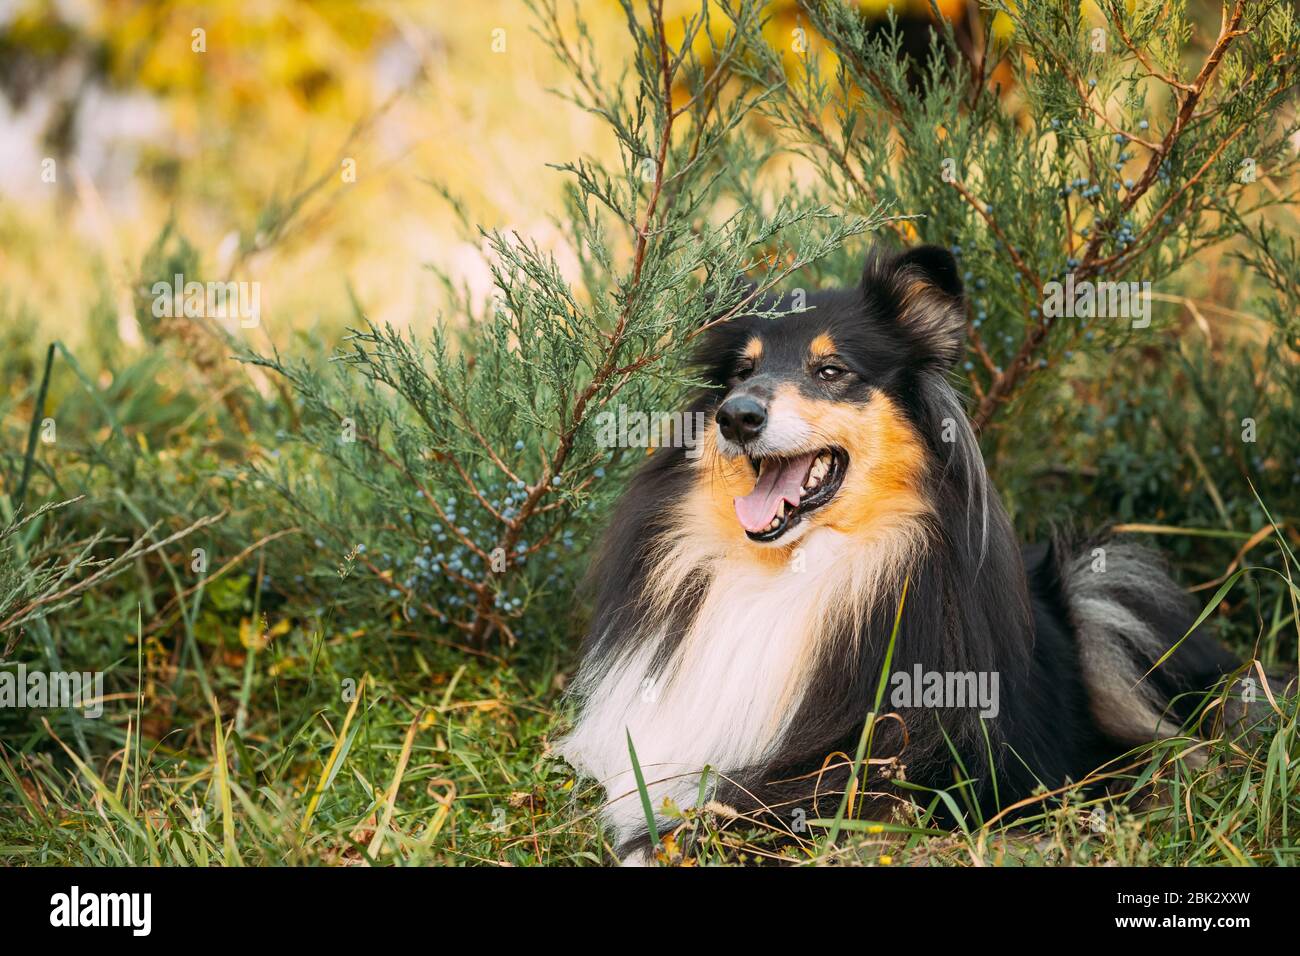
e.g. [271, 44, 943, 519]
[0, 476, 1294, 867]
[2, 630, 1294, 866]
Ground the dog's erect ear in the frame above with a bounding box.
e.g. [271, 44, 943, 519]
[864, 245, 966, 368]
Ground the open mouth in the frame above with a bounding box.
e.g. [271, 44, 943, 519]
[734, 448, 848, 542]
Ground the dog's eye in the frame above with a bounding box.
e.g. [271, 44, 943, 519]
[734, 362, 755, 381]
[816, 364, 847, 382]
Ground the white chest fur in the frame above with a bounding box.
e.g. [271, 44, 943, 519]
[558, 528, 906, 844]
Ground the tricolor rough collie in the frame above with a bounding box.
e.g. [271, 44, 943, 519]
[559, 245, 1258, 864]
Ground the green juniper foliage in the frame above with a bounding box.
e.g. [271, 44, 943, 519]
[747, 0, 1298, 423]
[246, 0, 882, 645]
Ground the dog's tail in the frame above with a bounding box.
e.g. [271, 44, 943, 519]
[1058, 537, 1277, 745]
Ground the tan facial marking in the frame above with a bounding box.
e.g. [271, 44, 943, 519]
[780, 391, 931, 539]
[682, 386, 931, 560]
[809, 333, 837, 361]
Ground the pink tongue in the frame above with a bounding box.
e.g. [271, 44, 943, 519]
[734, 452, 816, 533]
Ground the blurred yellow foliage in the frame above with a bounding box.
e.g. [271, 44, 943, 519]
[664, 0, 969, 89]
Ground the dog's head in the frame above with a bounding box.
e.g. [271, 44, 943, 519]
[690, 245, 966, 549]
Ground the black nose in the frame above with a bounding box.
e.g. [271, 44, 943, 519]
[716, 396, 767, 444]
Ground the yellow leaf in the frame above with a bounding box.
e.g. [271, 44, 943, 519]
[991, 12, 1015, 43]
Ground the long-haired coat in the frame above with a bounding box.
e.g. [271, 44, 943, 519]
[559, 245, 1256, 863]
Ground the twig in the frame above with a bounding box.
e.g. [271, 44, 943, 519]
[0, 511, 226, 634]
